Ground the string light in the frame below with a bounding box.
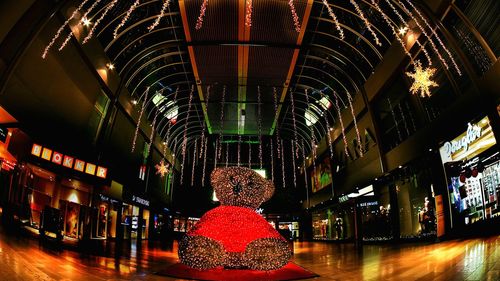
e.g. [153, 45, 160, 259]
[200, 85, 210, 158]
[273, 87, 281, 158]
[346, 91, 363, 157]
[113, 0, 140, 39]
[350, 0, 381, 46]
[202, 136, 208, 187]
[406, 60, 438, 97]
[333, 94, 350, 157]
[288, 0, 301, 33]
[179, 167, 291, 270]
[291, 140, 297, 188]
[214, 137, 219, 168]
[304, 89, 317, 160]
[191, 138, 197, 186]
[42, 0, 90, 58]
[131, 87, 149, 152]
[226, 140, 229, 168]
[218, 86, 226, 160]
[301, 139, 309, 193]
[289, 90, 299, 159]
[245, 0, 253, 27]
[165, 87, 179, 147]
[396, 0, 449, 70]
[58, 0, 103, 51]
[148, 0, 171, 31]
[322, 0, 344, 40]
[403, 0, 461, 75]
[180, 85, 195, 185]
[147, 112, 159, 156]
[281, 138, 286, 189]
[237, 135, 242, 167]
[195, 0, 209, 30]
[248, 137, 252, 168]
[270, 138, 274, 183]
[323, 108, 334, 159]
[83, 0, 118, 44]
[257, 86, 263, 169]
[383, 0, 432, 66]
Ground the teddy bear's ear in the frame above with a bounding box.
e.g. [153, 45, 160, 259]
[210, 168, 224, 189]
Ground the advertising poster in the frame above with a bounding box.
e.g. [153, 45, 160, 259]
[311, 157, 333, 193]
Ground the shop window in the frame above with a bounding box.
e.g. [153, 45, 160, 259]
[88, 90, 110, 142]
[360, 187, 392, 241]
[142, 209, 150, 239]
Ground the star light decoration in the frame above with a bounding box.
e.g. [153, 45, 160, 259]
[406, 61, 438, 98]
[155, 160, 170, 177]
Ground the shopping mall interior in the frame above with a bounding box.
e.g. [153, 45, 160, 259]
[0, 0, 499, 280]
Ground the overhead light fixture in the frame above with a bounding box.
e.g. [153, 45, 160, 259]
[82, 17, 91, 27]
[106, 63, 115, 70]
[131, 99, 138, 105]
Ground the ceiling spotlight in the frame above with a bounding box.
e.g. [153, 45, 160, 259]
[106, 63, 115, 70]
[399, 26, 408, 36]
[399, 165, 403, 169]
[131, 99, 138, 105]
[82, 17, 91, 27]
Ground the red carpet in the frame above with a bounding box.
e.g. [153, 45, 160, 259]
[156, 262, 319, 281]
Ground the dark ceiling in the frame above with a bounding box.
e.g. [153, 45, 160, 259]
[88, 0, 406, 158]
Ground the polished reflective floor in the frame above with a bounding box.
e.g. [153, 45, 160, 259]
[0, 227, 498, 281]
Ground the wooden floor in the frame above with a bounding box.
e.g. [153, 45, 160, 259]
[0, 228, 498, 281]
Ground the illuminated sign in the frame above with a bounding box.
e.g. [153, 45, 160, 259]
[132, 195, 150, 207]
[439, 116, 496, 163]
[31, 143, 107, 178]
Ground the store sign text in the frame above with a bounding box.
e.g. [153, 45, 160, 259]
[442, 123, 482, 158]
[132, 195, 150, 207]
[31, 144, 107, 179]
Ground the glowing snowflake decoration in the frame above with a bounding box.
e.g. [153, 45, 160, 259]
[155, 160, 170, 177]
[406, 60, 438, 97]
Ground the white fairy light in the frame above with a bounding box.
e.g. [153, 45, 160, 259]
[403, 0, 461, 75]
[333, 95, 349, 157]
[270, 138, 275, 183]
[396, 0, 449, 70]
[202, 136, 208, 187]
[42, 0, 91, 58]
[281, 138, 286, 188]
[191, 138, 197, 186]
[258, 86, 263, 169]
[83, 0, 119, 44]
[226, 140, 229, 168]
[180, 85, 195, 185]
[248, 138, 252, 168]
[273, 87, 281, 158]
[245, 0, 253, 27]
[346, 91, 363, 157]
[238, 135, 242, 167]
[113, 0, 140, 38]
[350, 0, 381, 46]
[218, 86, 226, 160]
[131, 87, 149, 152]
[199, 85, 210, 158]
[147, 112, 159, 156]
[289, 90, 299, 159]
[59, 0, 103, 51]
[323, 109, 334, 159]
[291, 140, 297, 188]
[195, 0, 209, 30]
[322, 0, 344, 40]
[288, 0, 301, 33]
[148, 0, 171, 31]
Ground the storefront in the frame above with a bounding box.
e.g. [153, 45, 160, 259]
[122, 194, 151, 240]
[311, 204, 354, 241]
[440, 116, 499, 227]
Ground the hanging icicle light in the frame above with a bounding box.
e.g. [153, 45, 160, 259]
[237, 135, 242, 167]
[131, 87, 149, 152]
[42, 0, 91, 58]
[58, 0, 103, 51]
[304, 89, 317, 160]
[218, 86, 226, 160]
[350, 0, 381, 46]
[346, 92, 363, 157]
[273, 87, 281, 158]
[289, 90, 299, 159]
[270, 138, 275, 183]
[322, 0, 344, 40]
[113, 0, 140, 39]
[200, 85, 210, 158]
[333, 94, 350, 157]
[83, 0, 118, 44]
[291, 140, 297, 188]
[147, 112, 159, 156]
[180, 85, 195, 185]
[403, 0, 461, 75]
[301, 139, 309, 191]
[257, 86, 263, 169]
[248, 137, 252, 168]
[245, 0, 253, 27]
[226, 140, 229, 168]
[148, 0, 171, 31]
[281, 138, 286, 188]
[323, 108, 334, 159]
[288, 0, 301, 33]
[191, 138, 197, 186]
[195, 0, 209, 30]
[202, 137, 208, 187]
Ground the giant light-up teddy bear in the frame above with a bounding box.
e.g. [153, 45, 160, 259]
[178, 167, 292, 270]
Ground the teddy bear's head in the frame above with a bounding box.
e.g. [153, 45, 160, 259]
[210, 167, 274, 209]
